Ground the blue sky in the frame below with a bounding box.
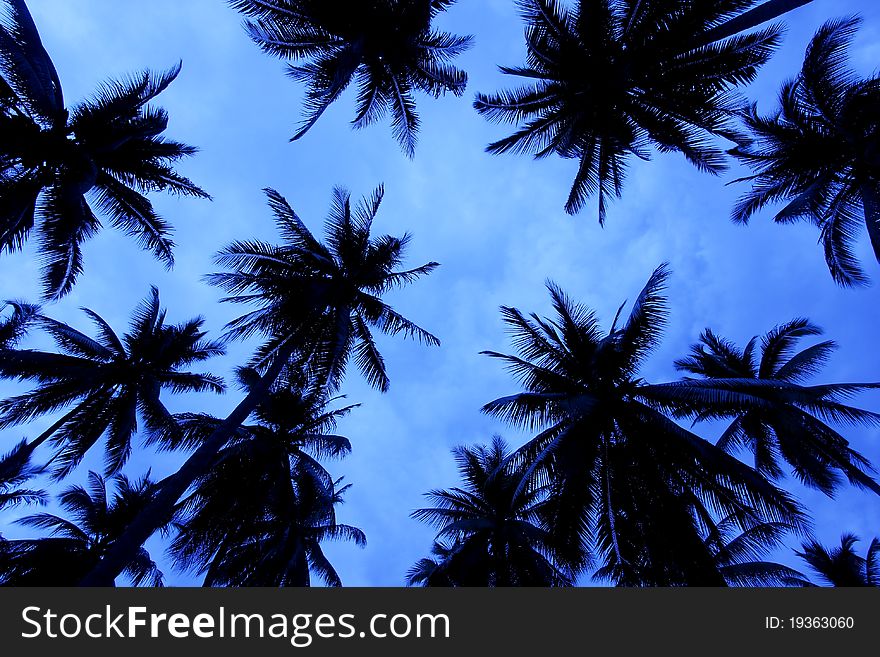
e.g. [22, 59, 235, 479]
[1, 0, 879, 586]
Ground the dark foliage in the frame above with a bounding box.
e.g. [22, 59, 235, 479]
[208, 185, 439, 393]
[0, 471, 166, 586]
[230, 0, 472, 155]
[0, 0, 208, 299]
[482, 264, 809, 585]
[474, 0, 792, 219]
[166, 369, 363, 587]
[796, 533, 880, 586]
[0, 287, 225, 477]
[77, 184, 438, 586]
[675, 319, 880, 496]
[731, 17, 880, 286]
[410, 436, 574, 586]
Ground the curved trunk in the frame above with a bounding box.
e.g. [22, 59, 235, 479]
[79, 342, 296, 586]
[0, 406, 79, 474]
[693, 0, 813, 48]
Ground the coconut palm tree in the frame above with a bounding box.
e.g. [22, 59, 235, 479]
[730, 17, 880, 286]
[230, 0, 472, 156]
[410, 436, 574, 586]
[796, 533, 879, 587]
[0, 0, 208, 299]
[208, 185, 440, 394]
[176, 466, 364, 587]
[594, 509, 809, 587]
[0, 287, 225, 477]
[81, 184, 437, 585]
[164, 368, 362, 586]
[482, 264, 807, 586]
[701, 512, 808, 587]
[0, 471, 165, 586]
[0, 440, 45, 524]
[674, 319, 880, 497]
[474, 0, 812, 219]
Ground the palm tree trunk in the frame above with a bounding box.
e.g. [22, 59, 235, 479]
[603, 438, 629, 572]
[78, 342, 297, 586]
[693, 0, 813, 48]
[862, 184, 880, 263]
[0, 406, 78, 471]
[292, 548, 311, 587]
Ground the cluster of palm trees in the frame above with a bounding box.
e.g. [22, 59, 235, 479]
[408, 267, 880, 585]
[0, 0, 878, 587]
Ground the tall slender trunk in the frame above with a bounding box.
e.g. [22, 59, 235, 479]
[603, 437, 628, 572]
[292, 547, 311, 588]
[693, 0, 813, 48]
[862, 184, 880, 263]
[0, 407, 78, 475]
[79, 342, 296, 586]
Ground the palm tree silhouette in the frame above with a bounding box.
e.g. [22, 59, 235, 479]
[730, 17, 880, 286]
[0, 301, 43, 513]
[474, 0, 812, 219]
[0, 471, 166, 585]
[0, 287, 225, 477]
[482, 264, 807, 585]
[796, 533, 879, 586]
[230, 0, 472, 156]
[701, 513, 809, 586]
[0, 0, 208, 299]
[208, 185, 439, 393]
[0, 440, 45, 523]
[81, 185, 437, 585]
[410, 436, 574, 586]
[595, 510, 809, 586]
[178, 467, 364, 587]
[674, 319, 880, 497]
[165, 369, 363, 586]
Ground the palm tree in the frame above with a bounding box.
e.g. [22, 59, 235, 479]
[177, 466, 364, 587]
[0, 0, 208, 299]
[81, 185, 437, 585]
[230, 0, 472, 156]
[0, 440, 45, 524]
[0, 471, 166, 586]
[0, 287, 225, 477]
[796, 533, 879, 586]
[700, 513, 809, 587]
[594, 510, 809, 587]
[0, 301, 43, 512]
[208, 185, 440, 394]
[730, 17, 880, 286]
[164, 369, 363, 586]
[474, 0, 812, 219]
[411, 436, 573, 586]
[481, 264, 807, 586]
[674, 319, 880, 497]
